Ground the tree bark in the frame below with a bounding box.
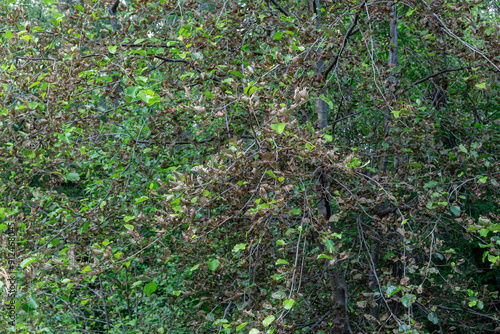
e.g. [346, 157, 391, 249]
[310, 2, 351, 332]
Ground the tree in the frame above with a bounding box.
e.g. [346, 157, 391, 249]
[0, 0, 499, 333]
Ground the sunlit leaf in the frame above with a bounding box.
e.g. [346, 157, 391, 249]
[144, 282, 157, 295]
[270, 123, 286, 134]
[283, 299, 295, 310]
[262, 315, 275, 327]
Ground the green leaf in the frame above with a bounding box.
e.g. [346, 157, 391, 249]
[137, 89, 155, 104]
[249, 329, 260, 334]
[27, 296, 38, 310]
[386, 284, 402, 297]
[108, 45, 117, 54]
[459, 144, 468, 153]
[228, 70, 245, 78]
[487, 254, 499, 265]
[477, 176, 487, 184]
[478, 229, 489, 237]
[401, 294, 416, 307]
[475, 82, 486, 89]
[125, 86, 140, 98]
[66, 172, 80, 182]
[21, 34, 33, 42]
[428, 312, 438, 324]
[274, 31, 283, 40]
[4, 30, 13, 39]
[213, 319, 229, 326]
[232, 243, 246, 253]
[305, 143, 315, 151]
[477, 300, 484, 309]
[323, 134, 332, 142]
[271, 290, 286, 299]
[244, 83, 258, 96]
[80, 266, 91, 274]
[423, 181, 438, 189]
[20, 257, 37, 268]
[131, 281, 143, 288]
[290, 208, 301, 215]
[172, 290, 182, 296]
[146, 94, 161, 106]
[317, 254, 332, 260]
[283, 299, 295, 310]
[265, 170, 277, 179]
[124, 224, 134, 230]
[262, 315, 275, 327]
[450, 205, 461, 216]
[144, 282, 157, 295]
[135, 196, 149, 203]
[276, 259, 289, 265]
[235, 322, 248, 331]
[271, 274, 282, 280]
[270, 123, 286, 134]
[207, 259, 220, 271]
[123, 216, 135, 222]
[325, 240, 335, 253]
[29, 81, 40, 89]
[23, 296, 38, 312]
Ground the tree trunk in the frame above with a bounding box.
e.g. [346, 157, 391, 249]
[371, 3, 399, 327]
[309, 2, 351, 332]
[382, 2, 398, 173]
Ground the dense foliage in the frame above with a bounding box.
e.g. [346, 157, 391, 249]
[1, 0, 499, 333]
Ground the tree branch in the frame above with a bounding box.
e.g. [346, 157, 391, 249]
[324, 11, 362, 80]
[268, 0, 291, 17]
[407, 66, 472, 89]
[153, 55, 190, 64]
[15, 57, 59, 61]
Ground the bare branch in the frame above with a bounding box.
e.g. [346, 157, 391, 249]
[324, 10, 362, 80]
